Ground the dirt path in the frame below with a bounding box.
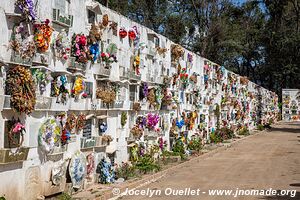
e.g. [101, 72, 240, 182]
[117, 122, 300, 200]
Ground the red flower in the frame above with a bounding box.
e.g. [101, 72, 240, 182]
[119, 28, 127, 38]
[78, 35, 87, 46]
[82, 93, 88, 98]
[71, 89, 75, 94]
[185, 74, 188, 78]
[101, 53, 106, 57]
[45, 19, 50, 25]
[128, 30, 136, 40]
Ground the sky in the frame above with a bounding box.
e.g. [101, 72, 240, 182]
[231, 0, 248, 5]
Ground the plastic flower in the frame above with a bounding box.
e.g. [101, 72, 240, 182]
[82, 93, 88, 98]
[146, 113, 160, 130]
[176, 119, 185, 129]
[119, 27, 127, 38]
[13, 122, 25, 133]
[63, 54, 68, 60]
[73, 77, 85, 96]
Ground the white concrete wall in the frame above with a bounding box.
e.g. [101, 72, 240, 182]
[0, 0, 279, 199]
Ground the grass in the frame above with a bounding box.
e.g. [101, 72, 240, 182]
[56, 192, 72, 200]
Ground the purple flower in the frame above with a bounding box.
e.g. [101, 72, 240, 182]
[143, 83, 148, 98]
[17, 0, 36, 21]
[146, 113, 160, 129]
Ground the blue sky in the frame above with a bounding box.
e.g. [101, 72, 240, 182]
[232, 0, 247, 5]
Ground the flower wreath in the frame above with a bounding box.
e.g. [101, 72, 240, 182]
[38, 117, 61, 153]
[69, 151, 87, 188]
[97, 158, 115, 184]
[5, 65, 36, 114]
[51, 161, 66, 186]
[96, 87, 117, 104]
[86, 153, 95, 177]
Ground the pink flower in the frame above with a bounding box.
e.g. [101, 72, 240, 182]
[79, 35, 87, 45]
[75, 35, 80, 43]
[63, 54, 68, 60]
[12, 123, 25, 133]
[76, 49, 81, 56]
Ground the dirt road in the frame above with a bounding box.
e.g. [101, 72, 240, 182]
[117, 122, 300, 200]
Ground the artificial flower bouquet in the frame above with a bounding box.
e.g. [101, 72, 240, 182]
[102, 135, 113, 144]
[34, 19, 53, 53]
[8, 118, 26, 148]
[130, 125, 143, 139]
[96, 87, 116, 104]
[146, 113, 160, 130]
[72, 77, 86, 99]
[9, 23, 36, 61]
[101, 52, 117, 65]
[72, 34, 89, 63]
[179, 68, 189, 88]
[15, 0, 36, 22]
[53, 29, 71, 60]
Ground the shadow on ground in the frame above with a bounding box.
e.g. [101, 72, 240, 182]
[269, 127, 300, 134]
